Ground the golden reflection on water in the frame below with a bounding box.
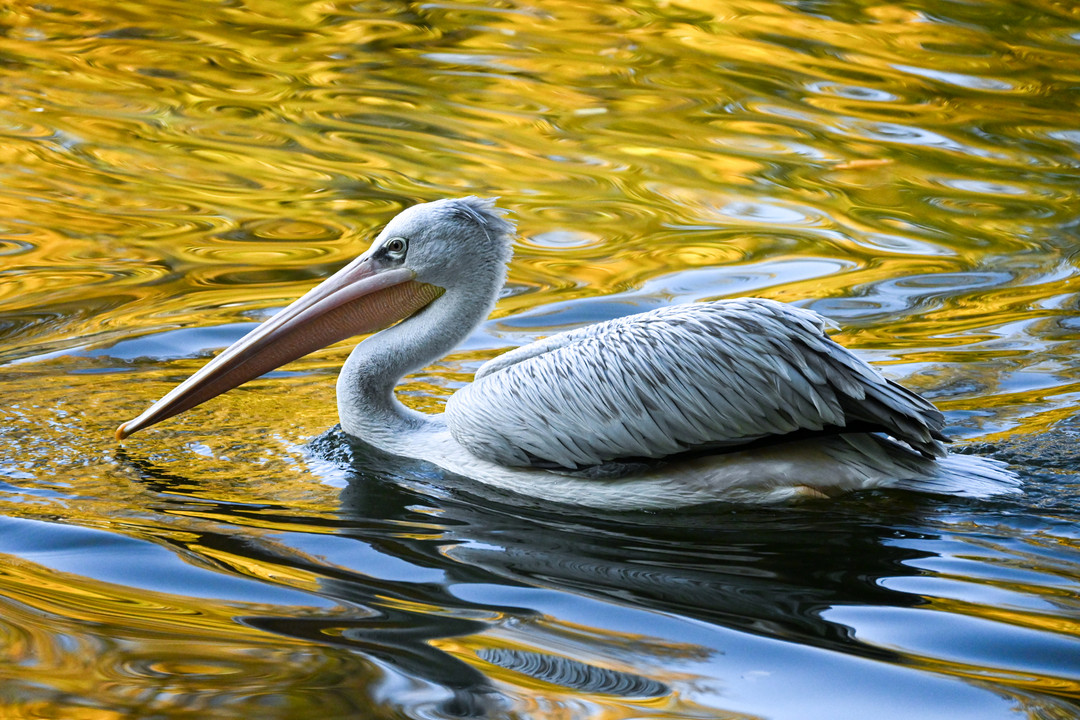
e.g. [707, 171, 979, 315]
[0, 555, 389, 718]
[1, 0, 1080, 716]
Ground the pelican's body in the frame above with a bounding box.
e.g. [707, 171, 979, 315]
[118, 198, 1018, 508]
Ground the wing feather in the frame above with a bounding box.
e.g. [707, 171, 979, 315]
[444, 298, 947, 469]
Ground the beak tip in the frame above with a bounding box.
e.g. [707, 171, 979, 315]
[115, 422, 132, 441]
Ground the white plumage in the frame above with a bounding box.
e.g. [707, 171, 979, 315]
[446, 298, 946, 470]
[118, 197, 1019, 508]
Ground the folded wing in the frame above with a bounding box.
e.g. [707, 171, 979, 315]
[444, 299, 946, 469]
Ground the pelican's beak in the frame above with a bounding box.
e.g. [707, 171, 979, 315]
[116, 257, 444, 440]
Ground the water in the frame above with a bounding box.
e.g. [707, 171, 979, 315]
[1, 0, 1079, 717]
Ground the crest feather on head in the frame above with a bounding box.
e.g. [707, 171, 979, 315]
[438, 196, 517, 238]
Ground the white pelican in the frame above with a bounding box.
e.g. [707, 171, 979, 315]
[117, 197, 1018, 508]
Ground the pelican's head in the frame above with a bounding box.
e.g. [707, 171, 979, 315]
[116, 197, 515, 440]
[374, 196, 515, 291]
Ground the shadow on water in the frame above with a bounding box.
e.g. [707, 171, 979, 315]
[114, 420, 1080, 717]
[338, 454, 927, 644]
[318, 425, 1080, 715]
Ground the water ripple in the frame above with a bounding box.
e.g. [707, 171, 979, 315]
[477, 648, 669, 698]
[1, 0, 1079, 718]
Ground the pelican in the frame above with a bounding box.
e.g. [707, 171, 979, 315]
[117, 197, 1017, 508]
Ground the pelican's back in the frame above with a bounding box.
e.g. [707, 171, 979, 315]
[445, 299, 947, 470]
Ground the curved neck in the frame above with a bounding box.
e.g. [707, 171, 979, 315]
[336, 282, 499, 448]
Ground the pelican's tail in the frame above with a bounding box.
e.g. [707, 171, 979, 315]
[824, 433, 1021, 500]
[891, 451, 1021, 498]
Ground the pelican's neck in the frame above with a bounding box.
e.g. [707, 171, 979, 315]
[336, 282, 498, 449]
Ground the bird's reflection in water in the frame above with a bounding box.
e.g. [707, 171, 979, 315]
[300, 429, 947, 711]
[119, 428, 969, 718]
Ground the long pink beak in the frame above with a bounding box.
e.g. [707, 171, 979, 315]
[116, 256, 444, 440]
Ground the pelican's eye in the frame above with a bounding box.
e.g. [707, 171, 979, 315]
[384, 237, 408, 260]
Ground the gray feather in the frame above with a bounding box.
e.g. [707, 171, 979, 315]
[445, 298, 947, 469]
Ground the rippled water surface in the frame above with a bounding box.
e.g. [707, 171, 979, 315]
[2, 0, 1079, 717]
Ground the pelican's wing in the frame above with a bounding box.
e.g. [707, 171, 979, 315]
[444, 299, 947, 469]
